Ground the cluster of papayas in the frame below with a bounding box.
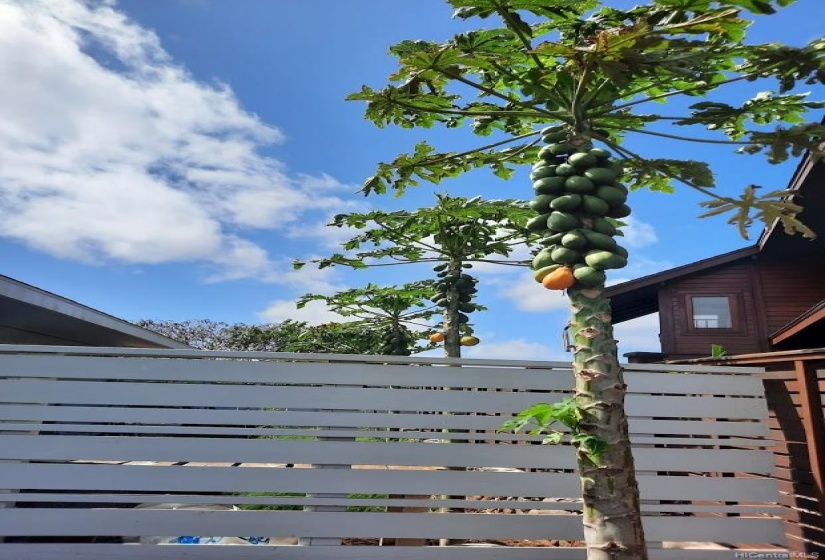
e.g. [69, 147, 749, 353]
[379, 327, 413, 356]
[527, 127, 630, 290]
[430, 262, 480, 345]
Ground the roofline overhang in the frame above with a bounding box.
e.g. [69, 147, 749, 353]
[770, 300, 825, 346]
[756, 150, 818, 251]
[605, 245, 758, 299]
[0, 275, 190, 349]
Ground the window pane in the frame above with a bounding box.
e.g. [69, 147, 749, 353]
[692, 297, 731, 329]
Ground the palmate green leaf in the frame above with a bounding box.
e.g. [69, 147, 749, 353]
[297, 282, 439, 325]
[449, 0, 597, 21]
[738, 39, 825, 93]
[737, 123, 825, 164]
[677, 93, 823, 139]
[303, 195, 535, 275]
[360, 136, 545, 196]
[653, 0, 795, 14]
[698, 186, 817, 239]
[624, 158, 715, 193]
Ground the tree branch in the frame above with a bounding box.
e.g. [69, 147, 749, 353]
[597, 135, 725, 201]
[590, 61, 783, 116]
[609, 126, 758, 145]
[388, 95, 549, 120]
[437, 66, 565, 119]
[399, 130, 541, 170]
[492, 2, 545, 70]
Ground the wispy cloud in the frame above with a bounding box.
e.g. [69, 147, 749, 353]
[258, 298, 351, 326]
[462, 338, 569, 362]
[0, 0, 352, 282]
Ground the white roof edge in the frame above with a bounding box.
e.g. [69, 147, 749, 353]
[0, 275, 190, 349]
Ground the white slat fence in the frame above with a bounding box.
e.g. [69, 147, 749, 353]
[0, 345, 786, 558]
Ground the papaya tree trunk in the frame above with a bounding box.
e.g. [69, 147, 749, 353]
[568, 285, 648, 560]
[443, 259, 462, 359]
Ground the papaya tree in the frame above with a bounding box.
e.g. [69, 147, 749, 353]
[294, 194, 535, 357]
[296, 282, 439, 356]
[346, 1, 824, 557]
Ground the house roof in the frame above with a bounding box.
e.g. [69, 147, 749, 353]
[770, 299, 825, 347]
[606, 246, 759, 323]
[607, 149, 823, 324]
[0, 274, 189, 348]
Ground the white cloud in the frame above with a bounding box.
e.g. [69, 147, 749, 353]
[0, 0, 353, 282]
[619, 217, 657, 249]
[613, 313, 661, 355]
[491, 271, 570, 313]
[462, 339, 570, 362]
[258, 299, 351, 326]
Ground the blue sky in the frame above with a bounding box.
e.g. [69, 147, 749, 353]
[1, 0, 822, 360]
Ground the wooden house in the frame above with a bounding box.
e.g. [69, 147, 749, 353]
[608, 153, 825, 362]
[606, 152, 825, 553]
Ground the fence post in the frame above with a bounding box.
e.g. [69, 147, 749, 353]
[794, 360, 825, 523]
[297, 427, 351, 546]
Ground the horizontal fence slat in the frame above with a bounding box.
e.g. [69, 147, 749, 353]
[0, 354, 764, 395]
[0, 509, 785, 542]
[0, 423, 771, 448]
[0, 435, 776, 473]
[0, 544, 790, 560]
[0, 493, 782, 514]
[0, 405, 769, 436]
[0, 463, 780, 502]
[0, 355, 573, 391]
[0, 344, 766, 373]
[0, 379, 769, 419]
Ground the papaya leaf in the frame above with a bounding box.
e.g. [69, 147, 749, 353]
[624, 158, 715, 192]
[698, 185, 817, 240]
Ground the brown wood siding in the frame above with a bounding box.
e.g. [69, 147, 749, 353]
[660, 259, 763, 359]
[757, 254, 825, 338]
[763, 369, 825, 554]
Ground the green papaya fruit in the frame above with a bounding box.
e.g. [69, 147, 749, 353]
[530, 166, 557, 181]
[564, 176, 596, 194]
[550, 246, 581, 265]
[583, 167, 618, 185]
[585, 250, 627, 270]
[607, 203, 632, 219]
[526, 213, 552, 231]
[574, 266, 606, 288]
[581, 195, 610, 217]
[529, 194, 557, 213]
[595, 185, 628, 207]
[548, 142, 575, 155]
[546, 211, 579, 232]
[550, 194, 582, 212]
[540, 232, 565, 246]
[588, 148, 612, 160]
[568, 152, 598, 168]
[581, 229, 617, 251]
[533, 176, 566, 194]
[532, 248, 556, 270]
[554, 163, 578, 177]
[561, 230, 588, 249]
[541, 130, 568, 144]
[592, 217, 617, 236]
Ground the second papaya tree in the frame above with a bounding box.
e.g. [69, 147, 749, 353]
[295, 194, 536, 357]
